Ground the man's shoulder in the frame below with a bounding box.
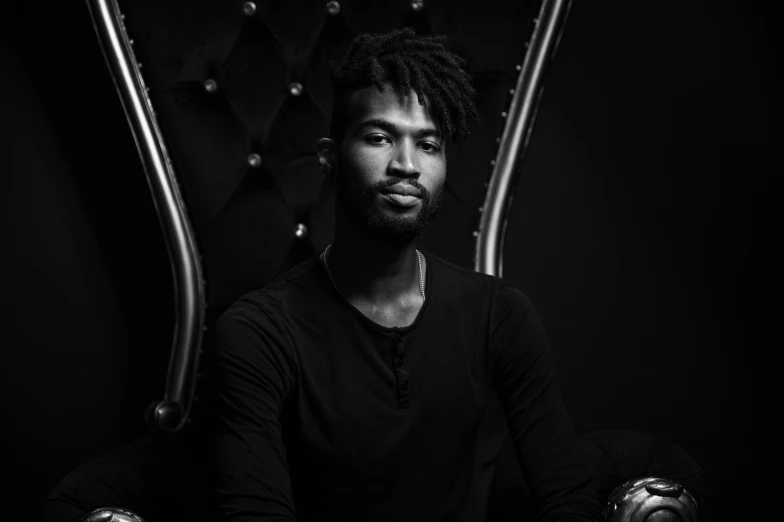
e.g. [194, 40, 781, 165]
[223, 256, 324, 318]
[426, 250, 491, 285]
[426, 250, 528, 304]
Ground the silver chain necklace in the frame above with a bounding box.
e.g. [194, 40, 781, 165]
[322, 244, 425, 302]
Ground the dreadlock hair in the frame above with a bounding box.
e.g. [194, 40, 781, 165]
[329, 27, 479, 144]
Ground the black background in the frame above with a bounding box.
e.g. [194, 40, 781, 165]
[1, 1, 770, 520]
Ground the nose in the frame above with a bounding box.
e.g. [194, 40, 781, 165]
[388, 140, 420, 178]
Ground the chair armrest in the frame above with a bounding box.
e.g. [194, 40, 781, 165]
[78, 507, 147, 522]
[604, 476, 699, 522]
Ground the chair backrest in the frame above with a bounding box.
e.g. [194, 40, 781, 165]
[86, 0, 571, 431]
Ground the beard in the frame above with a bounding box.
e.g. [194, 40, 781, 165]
[336, 174, 444, 243]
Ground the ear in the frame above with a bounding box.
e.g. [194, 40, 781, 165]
[317, 138, 336, 176]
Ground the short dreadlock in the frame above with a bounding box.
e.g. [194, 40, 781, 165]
[329, 27, 479, 143]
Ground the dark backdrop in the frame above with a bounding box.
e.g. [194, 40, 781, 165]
[1, 1, 768, 521]
[504, 3, 769, 520]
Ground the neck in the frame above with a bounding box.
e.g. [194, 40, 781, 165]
[327, 211, 422, 305]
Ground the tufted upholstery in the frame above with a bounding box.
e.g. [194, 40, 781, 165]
[119, 0, 541, 315]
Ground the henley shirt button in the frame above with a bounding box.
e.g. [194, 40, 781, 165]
[401, 381, 409, 391]
[394, 357, 403, 368]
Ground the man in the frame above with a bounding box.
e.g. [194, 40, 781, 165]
[212, 28, 602, 521]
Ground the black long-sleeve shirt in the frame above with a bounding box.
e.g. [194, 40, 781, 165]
[212, 251, 602, 521]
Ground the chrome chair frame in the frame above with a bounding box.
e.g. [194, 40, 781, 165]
[85, 0, 207, 434]
[85, 0, 574, 431]
[81, 1, 698, 520]
[474, 0, 573, 277]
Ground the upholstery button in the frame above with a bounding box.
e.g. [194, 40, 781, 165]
[395, 357, 403, 368]
[401, 381, 409, 391]
[325, 1, 341, 15]
[411, 0, 424, 11]
[289, 82, 303, 96]
[294, 223, 308, 238]
[203, 78, 218, 93]
[242, 1, 256, 16]
[247, 153, 262, 167]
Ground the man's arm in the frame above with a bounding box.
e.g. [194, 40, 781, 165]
[212, 300, 298, 521]
[491, 284, 602, 522]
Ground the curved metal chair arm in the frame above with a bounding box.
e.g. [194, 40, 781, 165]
[78, 507, 147, 522]
[604, 476, 699, 522]
[475, 0, 573, 277]
[84, 0, 207, 433]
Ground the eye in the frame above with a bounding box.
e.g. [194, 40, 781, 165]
[419, 141, 441, 154]
[366, 134, 391, 145]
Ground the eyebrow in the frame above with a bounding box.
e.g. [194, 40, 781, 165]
[356, 119, 443, 140]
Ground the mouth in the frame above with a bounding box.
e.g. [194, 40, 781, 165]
[379, 183, 423, 208]
[382, 193, 421, 207]
[381, 183, 423, 197]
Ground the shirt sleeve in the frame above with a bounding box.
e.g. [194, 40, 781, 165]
[491, 284, 602, 522]
[212, 299, 298, 521]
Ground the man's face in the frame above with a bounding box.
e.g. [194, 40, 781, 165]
[331, 83, 446, 242]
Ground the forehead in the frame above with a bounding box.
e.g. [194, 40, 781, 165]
[344, 83, 439, 132]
